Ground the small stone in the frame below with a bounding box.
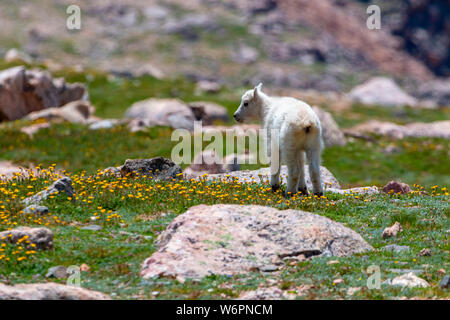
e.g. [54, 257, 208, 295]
[419, 248, 432, 256]
[382, 245, 410, 253]
[382, 181, 412, 194]
[327, 260, 339, 265]
[0, 282, 110, 300]
[46, 266, 68, 279]
[23, 205, 49, 215]
[81, 225, 102, 232]
[390, 272, 430, 288]
[333, 278, 344, 285]
[23, 177, 74, 205]
[347, 287, 361, 296]
[259, 265, 279, 272]
[382, 222, 402, 239]
[439, 275, 450, 289]
[80, 264, 90, 272]
[437, 269, 446, 275]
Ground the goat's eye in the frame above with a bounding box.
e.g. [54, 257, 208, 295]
[244, 102, 249, 107]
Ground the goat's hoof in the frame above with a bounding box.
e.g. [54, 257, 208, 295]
[298, 188, 309, 196]
[314, 192, 324, 197]
[271, 184, 280, 192]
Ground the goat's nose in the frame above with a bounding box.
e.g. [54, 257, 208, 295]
[233, 114, 238, 120]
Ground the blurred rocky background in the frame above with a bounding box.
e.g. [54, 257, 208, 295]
[0, 0, 448, 96]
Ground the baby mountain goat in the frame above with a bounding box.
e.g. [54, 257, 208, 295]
[234, 83, 323, 196]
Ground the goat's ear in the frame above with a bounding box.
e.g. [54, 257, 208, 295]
[253, 83, 263, 98]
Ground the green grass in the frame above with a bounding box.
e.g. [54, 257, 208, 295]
[0, 172, 448, 299]
[1, 121, 448, 188]
[0, 62, 449, 299]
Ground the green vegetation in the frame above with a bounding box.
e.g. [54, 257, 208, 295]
[0, 170, 448, 299]
[0, 64, 448, 299]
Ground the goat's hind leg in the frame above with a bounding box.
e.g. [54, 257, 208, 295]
[285, 148, 300, 197]
[297, 151, 308, 196]
[306, 148, 323, 196]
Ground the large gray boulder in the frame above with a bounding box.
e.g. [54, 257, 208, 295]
[348, 120, 450, 139]
[0, 283, 110, 300]
[348, 77, 417, 107]
[141, 204, 372, 281]
[124, 98, 195, 130]
[0, 66, 85, 121]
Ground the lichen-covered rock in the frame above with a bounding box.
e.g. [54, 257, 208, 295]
[0, 283, 110, 300]
[0, 227, 53, 250]
[141, 204, 372, 281]
[23, 177, 74, 205]
[382, 181, 412, 194]
[120, 157, 182, 180]
[23, 205, 49, 215]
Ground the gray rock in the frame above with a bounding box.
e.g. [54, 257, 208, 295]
[89, 119, 118, 130]
[231, 45, 260, 64]
[23, 205, 49, 215]
[23, 177, 74, 205]
[388, 269, 423, 275]
[124, 98, 195, 130]
[439, 275, 450, 290]
[382, 245, 410, 253]
[259, 265, 279, 272]
[327, 186, 379, 195]
[416, 79, 450, 107]
[0, 227, 53, 250]
[389, 272, 430, 288]
[26, 100, 94, 124]
[348, 120, 450, 139]
[348, 77, 418, 107]
[141, 204, 372, 281]
[120, 157, 182, 181]
[81, 225, 102, 232]
[4, 48, 32, 64]
[0, 283, 110, 300]
[46, 266, 68, 279]
[419, 248, 432, 256]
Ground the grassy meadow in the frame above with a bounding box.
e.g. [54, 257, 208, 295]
[0, 61, 449, 299]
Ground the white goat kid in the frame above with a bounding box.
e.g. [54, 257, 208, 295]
[234, 83, 324, 196]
